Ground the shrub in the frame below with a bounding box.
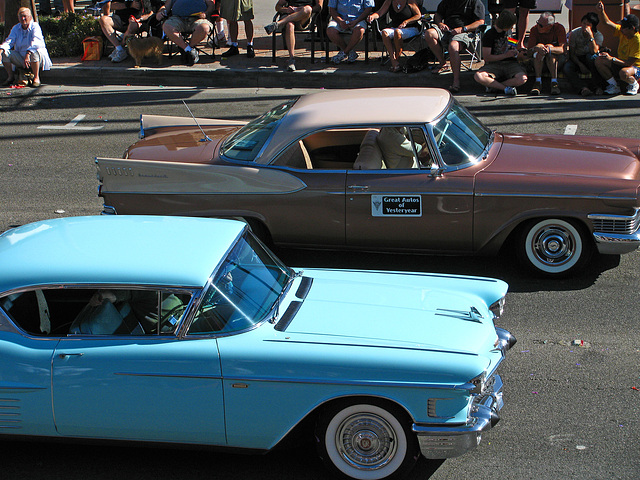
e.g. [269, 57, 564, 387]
[39, 13, 101, 57]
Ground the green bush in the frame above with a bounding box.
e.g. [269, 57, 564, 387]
[39, 13, 101, 57]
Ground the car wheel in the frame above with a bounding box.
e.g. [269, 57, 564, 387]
[315, 401, 419, 480]
[518, 218, 592, 276]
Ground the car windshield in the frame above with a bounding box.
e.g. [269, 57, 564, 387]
[221, 99, 296, 162]
[188, 232, 294, 334]
[431, 101, 492, 167]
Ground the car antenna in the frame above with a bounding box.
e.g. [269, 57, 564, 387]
[182, 100, 212, 143]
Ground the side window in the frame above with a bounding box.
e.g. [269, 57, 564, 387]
[409, 127, 433, 167]
[272, 140, 312, 169]
[0, 288, 191, 337]
[353, 127, 426, 171]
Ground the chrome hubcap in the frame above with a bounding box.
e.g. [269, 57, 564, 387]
[336, 413, 398, 470]
[532, 227, 574, 265]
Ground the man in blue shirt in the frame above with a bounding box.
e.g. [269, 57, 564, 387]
[326, 0, 375, 64]
[162, 0, 214, 65]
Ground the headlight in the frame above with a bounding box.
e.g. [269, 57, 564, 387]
[489, 296, 505, 320]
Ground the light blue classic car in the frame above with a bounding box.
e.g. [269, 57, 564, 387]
[0, 216, 515, 480]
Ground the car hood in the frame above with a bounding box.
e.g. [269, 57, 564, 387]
[125, 125, 240, 164]
[488, 133, 640, 179]
[281, 269, 504, 356]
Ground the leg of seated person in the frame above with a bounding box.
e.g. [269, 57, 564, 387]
[394, 30, 403, 59]
[343, 26, 364, 55]
[2, 50, 14, 83]
[545, 53, 558, 79]
[327, 26, 347, 52]
[424, 28, 445, 68]
[163, 21, 189, 50]
[99, 15, 122, 48]
[448, 39, 461, 89]
[381, 29, 396, 66]
[27, 51, 40, 84]
[284, 22, 296, 58]
[190, 22, 212, 47]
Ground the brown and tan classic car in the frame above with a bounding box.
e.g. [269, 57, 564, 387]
[97, 88, 640, 276]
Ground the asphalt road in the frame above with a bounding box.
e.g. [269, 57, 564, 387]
[1, 86, 639, 480]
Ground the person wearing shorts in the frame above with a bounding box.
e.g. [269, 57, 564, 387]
[162, 0, 214, 65]
[99, 0, 151, 62]
[220, 0, 256, 58]
[474, 9, 527, 96]
[367, 0, 423, 72]
[424, 0, 485, 92]
[595, 2, 640, 95]
[327, 0, 375, 64]
[264, 0, 323, 71]
[503, 0, 536, 50]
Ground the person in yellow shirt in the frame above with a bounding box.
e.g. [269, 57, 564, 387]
[595, 2, 640, 95]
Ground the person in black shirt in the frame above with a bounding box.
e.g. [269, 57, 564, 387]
[473, 9, 527, 96]
[99, 0, 155, 63]
[424, 0, 485, 92]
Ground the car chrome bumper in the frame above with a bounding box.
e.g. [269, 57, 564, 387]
[590, 211, 640, 255]
[592, 231, 640, 255]
[412, 374, 503, 459]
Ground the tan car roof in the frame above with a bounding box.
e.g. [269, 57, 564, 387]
[261, 88, 452, 163]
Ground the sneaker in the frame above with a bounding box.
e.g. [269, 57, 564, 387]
[550, 82, 561, 95]
[264, 22, 278, 35]
[246, 45, 255, 58]
[286, 58, 296, 72]
[504, 86, 517, 96]
[625, 81, 639, 95]
[108, 49, 117, 60]
[529, 81, 542, 96]
[604, 83, 621, 95]
[347, 50, 359, 63]
[222, 45, 239, 57]
[332, 51, 347, 64]
[111, 48, 128, 63]
[187, 48, 199, 66]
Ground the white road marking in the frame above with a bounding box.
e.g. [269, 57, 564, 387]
[564, 124, 578, 135]
[38, 114, 104, 131]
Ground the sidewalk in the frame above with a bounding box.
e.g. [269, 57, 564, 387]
[45, 33, 471, 91]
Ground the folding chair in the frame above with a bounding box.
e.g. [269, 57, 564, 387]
[370, 12, 431, 65]
[270, 10, 326, 64]
[459, 24, 487, 70]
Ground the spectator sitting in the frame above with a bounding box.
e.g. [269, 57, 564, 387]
[521, 12, 566, 95]
[264, 0, 324, 72]
[473, 9, 527, 96]
[99, 0, 154, 63]
[594, 2, 640, 95]
[367, 0, 423, 72]
[326, 0, 375, 64]
[1, 7, 52, 88]
[563, 12, 604, 96]
[162, 0, 215, 65]
[424, 0, 485, 93]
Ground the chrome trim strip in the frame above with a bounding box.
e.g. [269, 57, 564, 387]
[262, 338, 477, 356]
[476, 192, 637, 201]
[222, 375, 461, 390]
[115, 372, 223, 380]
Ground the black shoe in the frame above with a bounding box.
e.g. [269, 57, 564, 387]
[222, 45, 239, 57]
[188, 48, 199, 66]
[246, 45, 255, 58]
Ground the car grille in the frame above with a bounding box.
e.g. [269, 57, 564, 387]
[589, 210, 640, 235]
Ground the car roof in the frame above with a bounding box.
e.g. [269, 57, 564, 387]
[263, 87, 452, 161]
[0, 216, 246, 294]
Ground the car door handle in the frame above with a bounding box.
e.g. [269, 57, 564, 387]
[58, 353, 84, 359]
[347, 185, 369, 192]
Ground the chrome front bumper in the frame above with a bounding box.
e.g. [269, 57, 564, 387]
[590, 211, 640, 255]
[412, 374, 504, 459]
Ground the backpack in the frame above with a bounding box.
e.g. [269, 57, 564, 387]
[403, 48, 434, 74]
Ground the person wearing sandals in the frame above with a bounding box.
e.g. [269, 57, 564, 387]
[423, 0, 485, 93]
[473, 9, 527, 96]
[564, 12, 603, 96]
[367, 0, 423, 72]
[1, 7, 51, 88]
[264, 0, 324, 72]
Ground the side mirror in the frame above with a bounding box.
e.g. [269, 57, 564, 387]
[429, 165, 443, 178]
